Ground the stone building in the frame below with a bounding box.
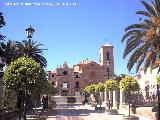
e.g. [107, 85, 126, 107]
[136, 67, 159, 101]
[48, 43, 114, 96]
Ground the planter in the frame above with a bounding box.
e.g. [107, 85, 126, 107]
[85, 103, 96, 107]
[106, 109, 118, 115]
[95, 107, 105, 111]
[67, 97, 76, 103]
[121, 115, 139, 120]
[5, 111, 16, 120]
[29, 118, 46, 120]
[32, 114, 47, 120]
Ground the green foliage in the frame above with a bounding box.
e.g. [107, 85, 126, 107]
[3, 56, 47, 94]
[43, 81, 56, 95]
[83, 84, 96, 95]
[4, 89, 17, 111]
[105, 79, 117, 92]
[16, 40, 47, 67]
[120, 76, 139, 92]
[0, 12, 5, 40]
[157, 74, 160, 85]
[95, 83, 105, 93]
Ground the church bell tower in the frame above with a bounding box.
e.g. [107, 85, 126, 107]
[99, 43, 114, 78]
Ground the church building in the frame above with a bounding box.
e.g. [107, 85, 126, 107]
[48, 43, 114, 96]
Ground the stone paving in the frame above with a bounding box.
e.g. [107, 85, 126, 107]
[25, 104, 154, 120]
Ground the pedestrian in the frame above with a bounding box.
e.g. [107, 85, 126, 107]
[42, 95, 48, 110]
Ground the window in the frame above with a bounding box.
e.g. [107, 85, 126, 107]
[52, 82, 54, 85]
[62, 82, 68, 88]
[106, 52, 109, 61]
[75, 75, 79, 78]
[75, 82, 79, 88]
[107, 67, 110, 72]
[63, 71, 67, 75]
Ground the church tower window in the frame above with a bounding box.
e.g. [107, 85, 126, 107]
[106, 52, 109, 61]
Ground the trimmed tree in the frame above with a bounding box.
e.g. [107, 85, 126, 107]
[83, 84, 96, 96]
[83, 84, 96, 104]
[95, 83, 105, 93]
[157, 74, 160, 85]
[95, 83, 105, 106]
[3, 56, 47, 114]
[120, 76, 139, 116]
[105, 79, 117, 110]
[43, 81, 57, 95]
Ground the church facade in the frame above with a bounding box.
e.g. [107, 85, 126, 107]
[48, 44, 114, 96]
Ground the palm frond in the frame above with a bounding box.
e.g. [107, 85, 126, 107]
[136, 10, 151, 17]
[124, 23, 148, 31]
[144, 58, 151, 73]
[144, 19, 156, 28]
[141, 0, 157, 16]
[123, 33, 143, 58]
[0, 12, 5, 28]
[136, 53, 146, 72]
[16, 39, 47, 67]
[127, 44, 147, 71]
[122, 30, 141, 42]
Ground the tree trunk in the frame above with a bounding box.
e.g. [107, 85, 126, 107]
[34, 99, 37, 113]
[128, 92, 131, 116]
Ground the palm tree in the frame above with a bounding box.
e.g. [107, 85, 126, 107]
[2, 40, 19, 65]
[0, 12, 6, 59]
[16, 39, 47, 67]
[122, 0, 160, 72]
[0, 12, 5, 41]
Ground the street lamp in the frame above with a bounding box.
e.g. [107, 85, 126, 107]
[26, 26, 35, 39]
[22, 26, 35, 120]
[23, 84, 27, 120]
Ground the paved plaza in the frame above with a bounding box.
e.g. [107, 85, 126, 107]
[24, 104, 153, 120]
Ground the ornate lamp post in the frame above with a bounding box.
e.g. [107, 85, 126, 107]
[26, 26, 35, 39]
[0, 58, 5, 120]
[23, 83, 27, 120]
[22, 26, 35, 120]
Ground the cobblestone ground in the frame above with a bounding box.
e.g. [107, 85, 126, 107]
[26, 104, 153, 120]
[26, 104, 123, 120]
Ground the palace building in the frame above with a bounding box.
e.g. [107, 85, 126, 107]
[48, 43, 114, 96]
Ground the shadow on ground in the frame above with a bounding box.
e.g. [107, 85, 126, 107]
[26, 104, 106, 118]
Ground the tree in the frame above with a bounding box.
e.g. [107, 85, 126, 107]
[157, 74, 160, 85]
[94, 83, 105, 105]
[105, 79, 117, 92]
[16, 40, 47, 67]
[0, 12, 5, 41]
[120, 76, 139, 116]
[2, 40, 19, 65]
[105, 79, 117, 110]
[3, 56, 47, 92]
[3, 55, 47, 116]
[95, 83, 105, 93]
[83, 84, 96, 96]
[0, 12, 6, 59]
[122, 0, 160, 73]
[43, 81, 57, 95]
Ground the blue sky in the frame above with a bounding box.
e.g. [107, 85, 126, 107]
[0, 0, 147, 75]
